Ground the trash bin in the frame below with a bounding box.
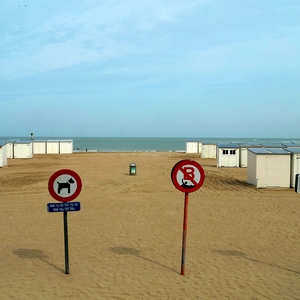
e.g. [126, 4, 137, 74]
[129, 163, 136, 175]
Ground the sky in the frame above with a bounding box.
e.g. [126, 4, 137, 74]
[0, 0, 300, 138]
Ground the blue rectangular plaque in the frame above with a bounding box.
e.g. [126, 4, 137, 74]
[47, 202, 81, 212]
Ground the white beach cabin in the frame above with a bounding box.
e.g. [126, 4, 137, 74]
[201, 142, 217, 158]
[238, 143, 260, 168]
[59, 140, 73, 154]
[198, 142, 202, 155]
[216, 143, 240, 167]
[286, 148, 300, 188]
[46, 140, 60, 154]
[4, 140, 15, 159]
[0, 141, 8, 167]
[33, 140, 47, 154]
[13, 141, 33, 158]
[247, 148, 291, 188]
[185, 142, 199, 154]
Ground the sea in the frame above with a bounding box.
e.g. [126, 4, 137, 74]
[1, 136, 299, 152]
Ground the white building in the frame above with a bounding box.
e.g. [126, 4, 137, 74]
[185, 142, 199, 154]
[286, 148, 300, 188]
[13, 141, 33, 158]
[46, 140, 60, 154]
[216, 143, 240, 167]
[198, 142, 202, 155]
[201, 142, 217, 158]
[33, 140, 47, 154]
[247, 148, 291, 188]
[33, 139, 73, 154]
[4, 140, 15, 159]
[238, 143, 260, 168]
[59, 140, 73, 154]
[0, 141, 8, 167]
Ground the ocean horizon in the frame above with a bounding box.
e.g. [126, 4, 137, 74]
[1, 136, 300, 152]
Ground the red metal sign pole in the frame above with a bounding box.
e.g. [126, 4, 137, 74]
[181, 192, 189, 275]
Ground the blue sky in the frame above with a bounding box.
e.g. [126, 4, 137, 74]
[1, 0, 299, 138]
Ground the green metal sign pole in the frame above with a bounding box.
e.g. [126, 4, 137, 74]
[63, 211, 69, 274]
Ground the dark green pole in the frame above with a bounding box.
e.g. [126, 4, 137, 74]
[63, 211, 69, 274]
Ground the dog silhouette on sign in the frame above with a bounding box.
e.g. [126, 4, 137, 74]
[57, 177, 75, 194]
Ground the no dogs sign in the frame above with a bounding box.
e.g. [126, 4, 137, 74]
[47, 169, 82, 275]
[48, 169, 82, 202]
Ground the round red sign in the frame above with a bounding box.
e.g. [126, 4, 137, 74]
[171, 160, 205, 193]
[48, 169, 82, 202]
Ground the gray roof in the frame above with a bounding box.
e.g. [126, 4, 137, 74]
[285, 147, 300, 153]
[237, 142, 260, 147]
[200, 141, 217, 145]
[0, 139, 17, 144]
[281, 141, 296, 146]
[258, 142, 284, 147]
[285, 141, 300, 147]
[32, 139, 73, 142]
[266, 148, 290, 154]
[198, 139, 300, 148]
[14, 140, 32, 144]
[217, 143, 239, 148]
[248, 148, 290, 155]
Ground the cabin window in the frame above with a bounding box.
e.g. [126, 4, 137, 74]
[230, 150, 236, 155]
[222, 150, 228, 155]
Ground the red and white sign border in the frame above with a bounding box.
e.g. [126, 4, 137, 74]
[48, 169, 82, 202]
[171, 160, 205, 193]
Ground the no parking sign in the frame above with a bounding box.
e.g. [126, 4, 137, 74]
[171, 160, 205, 193]
[171, 160, 205, 275]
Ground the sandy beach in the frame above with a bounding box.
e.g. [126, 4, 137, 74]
[0, 152, 299, 299]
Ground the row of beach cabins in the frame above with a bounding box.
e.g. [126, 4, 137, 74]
[0, 139, 73, 167]
[1, 138, 300, 190]
[186, 140, 300, 189]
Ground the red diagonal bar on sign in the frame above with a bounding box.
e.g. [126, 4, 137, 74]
[179, 166, 198, 186]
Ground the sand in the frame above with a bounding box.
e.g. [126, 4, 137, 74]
[0, 152, 299, 299]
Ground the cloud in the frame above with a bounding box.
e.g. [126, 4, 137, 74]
[0, 0, 209, 79]
[171, 29, 300, 85]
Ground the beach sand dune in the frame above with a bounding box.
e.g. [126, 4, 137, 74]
[0, 153, 299, 299]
